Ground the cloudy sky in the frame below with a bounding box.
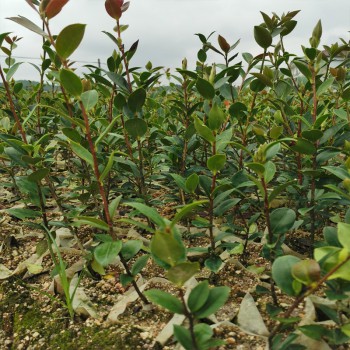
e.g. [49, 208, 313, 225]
[0, 0, 349, 81]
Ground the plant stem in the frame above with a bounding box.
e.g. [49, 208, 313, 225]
[79, 101, 115, 238]
[0, 65, 27, 143]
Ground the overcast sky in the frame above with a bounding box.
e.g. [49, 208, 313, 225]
[0, 0, 349, 81]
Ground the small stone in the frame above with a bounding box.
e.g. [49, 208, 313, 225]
[226, 337, 236, 344]
[140, 331, 149, 340]
[32, 332, 40, 338]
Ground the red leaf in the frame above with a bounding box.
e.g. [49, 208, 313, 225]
[45, 0, 69, 19]
[105, 0, 124, 20]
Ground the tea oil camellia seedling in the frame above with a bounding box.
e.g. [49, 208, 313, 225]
[0, 1, 350, 349]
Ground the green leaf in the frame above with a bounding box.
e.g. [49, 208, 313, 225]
[194, 117, 215, 144]
[264, 161, 276, 184]
[166, 262, 200, 287]
[291, 259, 321, 286]
[208, 102, 226, 130]
[56, 24, 86, 60]
[81, 90, 98, 111]
[338, 222, 350, 251]
[185, 173, 199, 193]
[74, 216, 109, 231]
[272, 255, 301, 296]
[59, 68, 83, 97]
[95, 117, 119, 146]
[120, 274, 134, 286]
[251, 72, 272, 87]
[144, 289, 184, 314]
[246, 162, 265, 176]
[188, 281, 210, 313]
[207, 154, 226, 174]
[69, 140, 94, 167]
[194, 285, 230, 318]
[316, 78, 334, 98]
[7, 208, 41, 220]
[99, 151, 115, 183]
[173, 325, 192, 350]
[27, 168, 50, 183]
[298, 325, 327, 341]
[341, 323, 350, 337]
[7, 16, 47, 37]
[6, 62, 23, 81]
[62, 127, 82, 143]
[126, 202, 165, 228]
[290, 138, 316, 155]
[150, 231, 186, 267]
[204, 255, 222, 272]
[131, 254, 150, 275]
[121, 240, 143, 260]
[254, 25, 272, 49]
[94, 241, 122, 267]
[270, 208, 296, 236]
[128, 88, 146, 113]
[108, 195, 122, 219]
[301, 129, 323, 142]
[125, 118, 148, 138]
[196, 78, 215, 99]
[269, 180, 296, 204]
[171, 200, 208, 228]
[293, 60, 312, 81]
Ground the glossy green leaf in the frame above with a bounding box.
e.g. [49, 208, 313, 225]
[338, 222, 350, 251]
[291, 259, 321, 286]
[99, 151, 115, 183]
[108, 195, 122, 219]
[194, 117, 215, 144]
[7, 208, 41, 220]
[293, 60, 312, 81]
[173, 325, 192, 350]
[125, 118, 147, 138]
[254, 25, 272, 49]
[126, 202, 165, 228]
[207, 154, 226, 174]
[150, 231, 186, 267]
[264, 161, 276, 184]
[74, 216, 109, 231]
[7, 16, 47, 37]
[144, 289, 184, 314]
[56, 24, 86, 60]
[188, 281, 210, 313]
[69, 140, 94, 167]
[272, 255, 301, 296]
[59, 68, 83, 97]
[166, 261, 200, 287]
[290, 138, 316, 155]
[121, 240, 143, 260]
[270, 208, 296, 236]
[131, 254, 150, 275]
[204, 255, 222, 272]
[128, 88, 146, 113]
[208, 102, 226, 130]
[171, 200, 208, 228]
[94, 241, 122, 267]
[316, 77, 334, 98]
[196, 77, 215, 99]
[301, 129, 323, 142]
[81, 90, 98, 111]
[62, 127, 82, 143]
[194, 285, 230, 318]
[27, 168, 49, 183]
[251, 72, 272, 87]
[185, 173, 199, 193]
